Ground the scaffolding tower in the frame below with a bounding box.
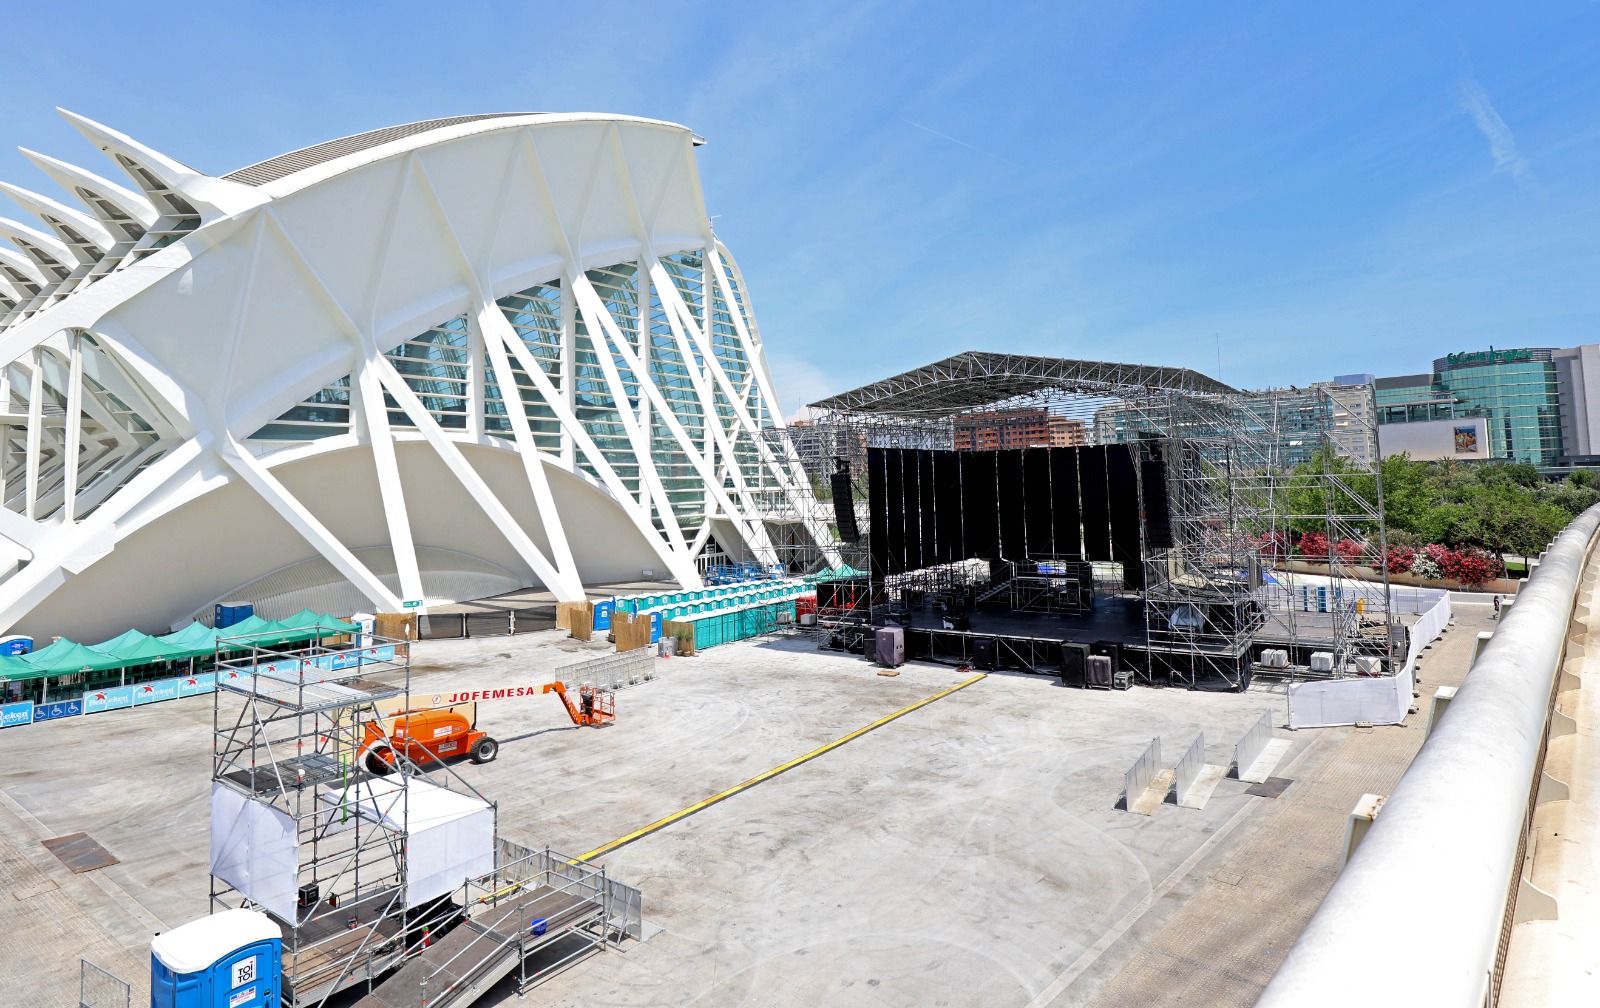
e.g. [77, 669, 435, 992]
[208, 631, 495, 1007]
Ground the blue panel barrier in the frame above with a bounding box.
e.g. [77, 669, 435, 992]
[0, 701, 32, 728]
[179, 673, 216, 697]
[133, 677, 183, 705]
[84, 685, 135, 713]
[33, 698, 82, 722]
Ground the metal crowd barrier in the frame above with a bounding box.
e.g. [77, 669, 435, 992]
[1124, 736, 1161, 806]
[1173, 733, 1206, 806]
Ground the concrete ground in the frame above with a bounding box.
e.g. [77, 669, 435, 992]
[0, 613, 1485, 1008]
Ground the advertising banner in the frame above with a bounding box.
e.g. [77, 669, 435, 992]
[322, 644, 395, 671]
[178, 673, 216, 697]
[83, 685, 135, 713]
[132, 677, 183, 706]
[32, 699, 83, 722]
[0, 701, 32, 728]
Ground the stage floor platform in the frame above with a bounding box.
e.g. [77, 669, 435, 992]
[901, 602, 1412, 650]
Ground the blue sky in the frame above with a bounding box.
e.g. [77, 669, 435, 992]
[3, 2, 1599, 412]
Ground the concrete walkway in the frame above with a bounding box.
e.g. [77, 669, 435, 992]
[1071, 608, 1491, 1008]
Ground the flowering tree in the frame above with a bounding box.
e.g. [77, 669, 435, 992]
[1444, 546, 1504, 588]
[1255, 531, 1289, 560]
[1297, 531, 1330, 560]
[1409, 548, 1445, 581]
[1334, 538, 1366, 564]
[1383, 545, 1415, 574]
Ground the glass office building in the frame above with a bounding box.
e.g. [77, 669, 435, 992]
[1430, 349, 1564, 465]
[1371, 348, 1571, 466]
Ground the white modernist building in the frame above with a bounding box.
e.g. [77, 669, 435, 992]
[0, 110, 836, 641]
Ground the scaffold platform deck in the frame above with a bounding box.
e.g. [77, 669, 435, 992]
[352, 884, 604, 1008]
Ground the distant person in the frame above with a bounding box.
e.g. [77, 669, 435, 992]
[1492, 595, 1503, 620]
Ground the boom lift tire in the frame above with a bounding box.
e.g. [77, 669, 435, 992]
[365, 747, 396, 776]
[469, 737, 499, 764]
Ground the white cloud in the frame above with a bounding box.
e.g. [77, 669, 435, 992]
[1460, 76, 1531, 183]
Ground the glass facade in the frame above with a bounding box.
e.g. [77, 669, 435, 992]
[1373, 349, 1564, 465]
[1431, 349, 1563, 464]
[249, 249, 781, 544]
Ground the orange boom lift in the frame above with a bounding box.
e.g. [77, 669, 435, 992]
[543, 681, 615, 727]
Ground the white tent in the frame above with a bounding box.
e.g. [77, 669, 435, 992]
[317, 776, 495, 907]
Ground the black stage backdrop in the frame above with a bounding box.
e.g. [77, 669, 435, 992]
[1078, 445, 1111, 561]
[866, 443, 1165, 580]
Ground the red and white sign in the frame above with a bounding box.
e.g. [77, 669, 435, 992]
[440, 685, 542, 704]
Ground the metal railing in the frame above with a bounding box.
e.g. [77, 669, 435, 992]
[78, 960, 129, 1008]
[554, 649, 657, 692]
[1258, 502, 1600, 1008]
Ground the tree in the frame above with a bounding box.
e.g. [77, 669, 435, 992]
[1334, 538, 1366, 564]
[1297, 530, 1330, 560]
[1383, 545, 1415, 573]
[1410, 548, 1445, 581]
[1444, 546, 1503, 588]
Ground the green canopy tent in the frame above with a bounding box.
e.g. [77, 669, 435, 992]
[213, 615, 279, 647]
[155, 622, 224, 660]
[282, 609, 358, 633]
[215, 612, 357, 649]
[24, 638, 130, 675]
[0, 652, 50, 684]
[90, 630, 190, 667]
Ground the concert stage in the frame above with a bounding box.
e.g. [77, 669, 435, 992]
[884, 596, 1405, 690]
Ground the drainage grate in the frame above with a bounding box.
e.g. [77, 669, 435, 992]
[41, 832, 119, 874]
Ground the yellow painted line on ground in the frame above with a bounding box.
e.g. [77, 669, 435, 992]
[573, 672, 987, 863]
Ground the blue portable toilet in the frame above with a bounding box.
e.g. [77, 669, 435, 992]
[151, 908, 281, 1008]
[649, 612, 663, 644]
[0, 635, 32, 655]
[593, 599, 615, 631]
[214, 601, 254, 629]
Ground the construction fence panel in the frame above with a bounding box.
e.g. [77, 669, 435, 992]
[555, 648, 657, 690]
[1235, 710, 1273, 775]
[1124, 736, 1161, 805]
[1173, 733, 1206, 806]
[79, 959, 130, 1008]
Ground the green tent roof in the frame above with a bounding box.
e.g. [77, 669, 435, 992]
[280, 609, 358, 634]
[156, 622, 222, 658]
[21, 638, 131, 676]
[93, 630, 191, 665]
[0, 653, 48, 683]
[0, 612, 362, 682]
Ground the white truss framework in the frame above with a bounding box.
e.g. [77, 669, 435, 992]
[0, 110, 835, 641]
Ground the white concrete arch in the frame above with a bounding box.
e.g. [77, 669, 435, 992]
[0, 111, 835, 640]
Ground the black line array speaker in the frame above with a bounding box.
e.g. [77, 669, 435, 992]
[972, 638, 997, 671]
[1060, 641, 1090, 687]
[830, 465, 859, 542]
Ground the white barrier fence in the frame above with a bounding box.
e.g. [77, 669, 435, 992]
[1173, 733, 1206, 806]
[1287, 591, 1453, 729]
[1235, 710, 1272, 774]
[1124, 736, 1161, 806]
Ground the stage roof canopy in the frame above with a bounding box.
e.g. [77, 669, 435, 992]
[809, 351, 1238, 417]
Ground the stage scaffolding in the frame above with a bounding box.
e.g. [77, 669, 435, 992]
[208, 631, 496, 1007]
[780, 351, 1392, 688]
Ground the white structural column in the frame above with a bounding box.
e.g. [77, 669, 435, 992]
[217, 434, 405, 611]
[61, 330, 82, 521]
[571, 272, 772, 565]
